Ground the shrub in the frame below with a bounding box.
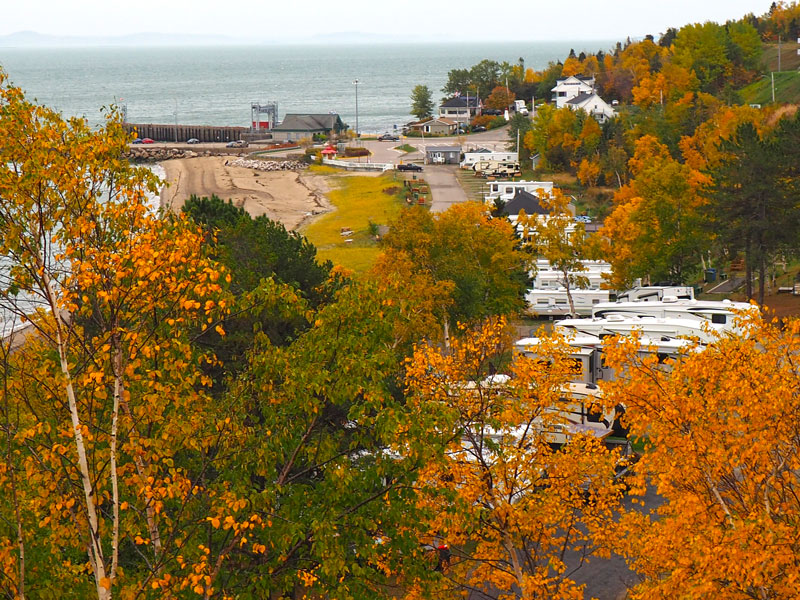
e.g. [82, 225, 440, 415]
[344, 147, 370, 157]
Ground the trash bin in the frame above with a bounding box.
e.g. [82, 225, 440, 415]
[704, 268, 717, 283]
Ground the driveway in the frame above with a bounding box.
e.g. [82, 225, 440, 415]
[424, 166, 469, 212]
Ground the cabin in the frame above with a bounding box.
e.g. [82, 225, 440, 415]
[425, 145, 461, 164]
[270, 113, 346, 142]
[409, 117, 458, 136]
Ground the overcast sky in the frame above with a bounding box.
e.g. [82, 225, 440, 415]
[1, 1, 773, 42]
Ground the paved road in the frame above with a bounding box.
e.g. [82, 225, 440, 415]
[423, 166, 469, 212]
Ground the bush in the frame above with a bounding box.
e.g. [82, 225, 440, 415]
[471, 115, 495, 128]
[488, 116, 507, 129]
[344, 146, 370, 157]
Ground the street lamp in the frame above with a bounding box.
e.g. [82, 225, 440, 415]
[353, 78, 359, 138]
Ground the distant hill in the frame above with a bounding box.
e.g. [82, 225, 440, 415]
[0, 30, 240, 47]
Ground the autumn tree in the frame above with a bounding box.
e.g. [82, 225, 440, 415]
[404, 319, 624, 599]
[0, 70, 245, 598]
[602, 314, 800, 598]
[519, 191, 596, 317]
[374, 203, 531, 340]
[485, 85, 515, 111]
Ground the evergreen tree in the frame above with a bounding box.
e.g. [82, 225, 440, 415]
[410, 84, 434, 120]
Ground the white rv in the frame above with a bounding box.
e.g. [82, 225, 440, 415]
[461, 150, 518, 169]
[514, 333, 692, 386]
[591, 297, 756, 333]
[527, 288, 611, 317]
[554, 314, 726, 344]
[533, 260, 613, 291]
[615, 286, 694, 302]
[484, 180, 554, 205]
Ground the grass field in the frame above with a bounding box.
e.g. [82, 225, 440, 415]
[302, 167, 408, 274]
[454, 168, 488, 203]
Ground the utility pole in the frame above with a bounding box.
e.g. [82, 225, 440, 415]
[772, 71, 776, 103]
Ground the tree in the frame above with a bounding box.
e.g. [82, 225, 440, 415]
[0, 70, 240, 598]
[410, 84, 434, 120]
[404, 319, 624, 599]
[519, 191, 596, 316]
[704, 118, 800, 304]
[375, 203, 531, 339]
[214, 281, 444, 598]
[485, 85, 515, 110]
[602, 314, 800, 599]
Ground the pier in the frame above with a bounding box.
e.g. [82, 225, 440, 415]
[123, 123, 253, 143]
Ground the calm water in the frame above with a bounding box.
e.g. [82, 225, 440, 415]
[0, 42, 613, 134]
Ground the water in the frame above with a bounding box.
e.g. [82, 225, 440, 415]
[0, 42, 614, 134]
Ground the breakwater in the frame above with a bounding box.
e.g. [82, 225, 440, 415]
[123, 123, 250, 143]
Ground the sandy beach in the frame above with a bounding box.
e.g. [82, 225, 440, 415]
[160, 156, 333, 230]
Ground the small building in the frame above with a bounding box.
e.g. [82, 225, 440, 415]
[425, 146, 462, 165]
[271, 113, 346, 142]
[565, 92, 617, 123]
[409, 117, 459, 136]
[551, 75, 595, 109]
[438, 96, 482, 124]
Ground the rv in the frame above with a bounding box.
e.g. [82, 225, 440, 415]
[514, 332, 692, 386]
[473, 160, 521, 177]
[527, 288, 611, 317]
[533, 260, 613, 290]
[615, 286, 694, 302]
[590, 297, 756, 333]
[485, 180, 554, 204]
[554, 314, 726, 343]
[461, 150, 518, 169]
[513, 99, 529, 115]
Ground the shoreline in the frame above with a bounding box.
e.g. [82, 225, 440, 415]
[158, 156, 333, 231]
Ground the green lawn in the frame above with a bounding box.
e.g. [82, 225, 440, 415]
[302, 168, 407, 275]
[394, 143, 417, 153]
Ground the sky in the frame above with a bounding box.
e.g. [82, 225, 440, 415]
[0, 0, 774, 42]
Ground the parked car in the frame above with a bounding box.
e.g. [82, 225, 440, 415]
[141, 138, 155, 144]
[396, 163, 423, 172]
[472, 125, 487, 133]
[378, 133, 400, 141]
[186, 138, 200, 144]
[131, 138, 143, 144]
[483, 109, 502, 116]
[226, 140, 248, 148]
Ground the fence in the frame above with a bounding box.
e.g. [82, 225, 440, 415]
[322, 158, 394, 172]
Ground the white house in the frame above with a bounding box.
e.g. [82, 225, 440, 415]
[551, 75, 595, 108]
[565, 92, 617, 123]
[438, 96, 482, 124]
[461, 148, 518, 168]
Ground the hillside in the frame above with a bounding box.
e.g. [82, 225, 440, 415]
[739, 70, 800, 105]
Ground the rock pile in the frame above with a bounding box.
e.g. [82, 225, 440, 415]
[231, 158, 307, 172]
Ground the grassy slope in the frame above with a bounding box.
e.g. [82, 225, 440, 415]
[738, 43, 800, 105]
[302, 167, 407, 275]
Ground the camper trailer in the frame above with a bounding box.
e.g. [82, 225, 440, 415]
[527, 288, 611, 317]
[615, 286, 694, 302]
[473, 160, 521, 177]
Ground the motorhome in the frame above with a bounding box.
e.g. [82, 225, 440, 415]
[527, 288, 611, 317]
[590, 297, 756, 333]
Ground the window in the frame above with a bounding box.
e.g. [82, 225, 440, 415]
[536, 299, 550, 305]
[712, 314, 727, 324]
[592, 299, 601, 304]
[555, 299, 567, 305]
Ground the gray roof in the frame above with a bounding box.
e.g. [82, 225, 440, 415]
[501, 190, 549, 216]
[426, 146, 461, 153]
[566, 92, 595, 105]
[273, 113, 344, 132]
[440, 96, 481, 108]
